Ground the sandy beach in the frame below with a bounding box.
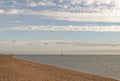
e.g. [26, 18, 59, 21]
[0, 54, 118, 81]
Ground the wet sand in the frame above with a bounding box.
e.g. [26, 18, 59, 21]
[0, 54, 118, 81]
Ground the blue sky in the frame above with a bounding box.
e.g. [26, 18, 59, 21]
[0, 0, 120, 54]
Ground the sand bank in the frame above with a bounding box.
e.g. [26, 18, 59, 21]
[0, 54, 118, 81]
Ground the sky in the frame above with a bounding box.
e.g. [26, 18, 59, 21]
[0, 0, 120, 55]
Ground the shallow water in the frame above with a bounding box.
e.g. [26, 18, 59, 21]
[14, 55, 120, 80]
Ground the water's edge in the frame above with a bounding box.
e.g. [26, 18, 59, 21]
[14, 55, 120, 80]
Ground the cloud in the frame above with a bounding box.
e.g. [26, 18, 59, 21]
[59, 0, 115, 12]
[0, 9, 26, 15]
[35, 10, 120, 22]
[1, 9, 120, 22]
[51, 0, 117, 12]
[0, 9, 4, 13]
[0, 25, 120, 32]
[0, 40, 120, 55]
[0, 40, 119, 46]
[0, 0, 119, 12]
[27, 0, 56, 7]
[0, 0, 120, 23]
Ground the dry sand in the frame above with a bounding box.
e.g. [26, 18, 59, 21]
[0, 54, 118, 81]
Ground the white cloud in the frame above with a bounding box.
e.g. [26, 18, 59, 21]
[38, 0, 56, 6]
[0, 0, 119, 12]
[35, 10, 120, 22]
[27, 2, 37, 7]
[0, 0, 120, 22]
[57, 0, 115, 12]
[0, 9, 4, 13]
[7, 9, 27, 14]
[27, 0, 55, 7]
[0, 9, 26, 15]
[114, 0, 120, 9]
[1, 9, 117, 22]
[0, 25, 120, 32]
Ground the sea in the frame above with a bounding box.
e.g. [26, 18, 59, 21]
[14, 55, 120, 80]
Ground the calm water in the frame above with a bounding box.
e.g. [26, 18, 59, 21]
[14, 55, 120, 80]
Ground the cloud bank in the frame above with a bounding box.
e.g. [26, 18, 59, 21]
[0, 9, 120, 22]
[0, 40, 120, 55]
[0, 25, 120, 32]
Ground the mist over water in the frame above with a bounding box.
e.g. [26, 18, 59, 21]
[14, 55, 120, 80]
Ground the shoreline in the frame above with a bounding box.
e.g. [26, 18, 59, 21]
[0, 54, 118, 81]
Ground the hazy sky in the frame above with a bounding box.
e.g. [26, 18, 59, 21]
[0, 0, 120, 54]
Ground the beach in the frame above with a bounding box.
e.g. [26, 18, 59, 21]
[0, 54, 118, 81]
